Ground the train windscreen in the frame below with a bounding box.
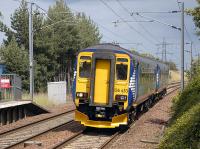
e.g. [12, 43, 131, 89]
[116, 64, 128, 80]
[79, 56, 91, 78]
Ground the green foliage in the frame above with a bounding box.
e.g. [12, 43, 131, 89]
[140, 52, 159, 60]
[165, 61, 178, 71]
[0, 36, 29, 90]
[0, 0, 101, 92]
[76, 13, 102, 49]
[159, 102, 200, 149]
[159, 76, 200, 149]
[187, 2, 200, 36]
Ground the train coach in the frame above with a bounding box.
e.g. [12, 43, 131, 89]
[72, 43, 169, 128]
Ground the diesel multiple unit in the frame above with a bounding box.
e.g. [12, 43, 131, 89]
[72, 43, 169, 128]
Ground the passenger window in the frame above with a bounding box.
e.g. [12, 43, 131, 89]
[80, 56, 91, 60]
[79, 61, 91, 78]
[117, 58, 128, 62]
[116, 64, 128, 80]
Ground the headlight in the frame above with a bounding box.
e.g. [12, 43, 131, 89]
[76, 92, 88, 98]
[115, 95, 127, 101]
[79, 93, 83, 97]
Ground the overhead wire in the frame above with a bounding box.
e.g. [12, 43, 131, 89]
[17, 0, 147, 48]
[37, 2, 135, 45]
[115, 0, 161, 44]
[99, 0, 155, 48]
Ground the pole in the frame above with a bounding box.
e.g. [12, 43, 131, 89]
[190, 42, 193, 80]
[162, 38, 165, 61]
[29, 3, 34, 100]
[180, 2, 184, 91]
[164, 42, 167, 62]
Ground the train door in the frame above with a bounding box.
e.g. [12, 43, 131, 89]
[94, 60, 110, 104]
[90, 53, 115, 107]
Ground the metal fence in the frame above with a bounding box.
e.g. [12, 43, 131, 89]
[0, 74, 22, 101]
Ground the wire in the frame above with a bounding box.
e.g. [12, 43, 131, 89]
[34, 3, 54, 22]
[116, 0, 161, 44]
[99, 0, 155, 47]
[116, 42, 142, 45]
[133, 12, 181, 31]
[135, 11, 180, 14]
[96, 22, 134, 43]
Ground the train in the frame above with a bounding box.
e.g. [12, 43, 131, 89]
[72, 43, 169, 128]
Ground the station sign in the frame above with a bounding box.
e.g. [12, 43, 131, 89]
[0, 78, 11, 88]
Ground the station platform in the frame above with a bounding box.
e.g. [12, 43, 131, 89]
[0, 100, 48, 126]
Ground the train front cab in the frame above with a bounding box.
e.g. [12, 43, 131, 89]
[74, 51, 130, 128]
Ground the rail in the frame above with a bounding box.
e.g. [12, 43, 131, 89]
[51, 85, 180, 149]
[0, 109, 75, 149]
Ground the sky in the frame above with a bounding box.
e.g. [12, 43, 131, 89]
[0, 0, 199, 69]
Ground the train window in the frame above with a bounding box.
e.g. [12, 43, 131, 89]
[79, 61, 91, 78]
[80, 56, 91, 60]
[117, 58, 128, 62]
[116, 64, 128, 80]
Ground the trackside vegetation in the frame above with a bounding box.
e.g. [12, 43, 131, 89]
[159, 62, 200, 149]
[159, 2, 200, 148]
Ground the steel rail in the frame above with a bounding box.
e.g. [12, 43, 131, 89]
[0, 110, 75, 149]
[51, 85, 180, 149]
[99, 85, 180, 149]
[0, 109, 75, 136]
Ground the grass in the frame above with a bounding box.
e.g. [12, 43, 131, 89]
[22, 92, 56, 107]
[169, 70, 180, 83]
[169, 70, 188, 83]
[22, 92, 73, 108]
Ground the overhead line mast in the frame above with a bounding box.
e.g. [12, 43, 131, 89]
[29, 2, 34, 100]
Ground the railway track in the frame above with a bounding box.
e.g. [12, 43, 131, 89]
[0, 82, 180, 149]
[52, 128, 119, 149]
[51, 84, 180, 149]
[0, 109, 75, 149]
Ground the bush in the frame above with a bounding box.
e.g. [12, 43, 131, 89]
[159, 103, 200, 149]
[159, 77, 200, 149]
[171, 77, 200, 122]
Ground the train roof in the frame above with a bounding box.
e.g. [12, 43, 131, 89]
[80, 43, 168, 68]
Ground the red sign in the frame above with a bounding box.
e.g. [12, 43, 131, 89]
[0, 78, 11, 88]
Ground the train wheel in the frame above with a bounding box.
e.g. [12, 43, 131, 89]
[144, 100, 150, 111]
[129, 110, 136, 122]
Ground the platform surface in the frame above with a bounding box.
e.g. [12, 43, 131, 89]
[0, 101, 32, 109]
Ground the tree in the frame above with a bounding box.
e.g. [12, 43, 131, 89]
[76, 13, 101, 49]
[187, 2, 200, 36]
[0, 36, 29, 90]
[140, 52, 160, 60]
[165, 61, 178, 71]
[0, 0, 101, 92]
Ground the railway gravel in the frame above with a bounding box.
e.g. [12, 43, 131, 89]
[12, 121, 84, 149]
[108, 89, 178, 149]
[0, 103, 75, 135]
[0, 110, 74, 149]
[58, 129, 117, 149]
